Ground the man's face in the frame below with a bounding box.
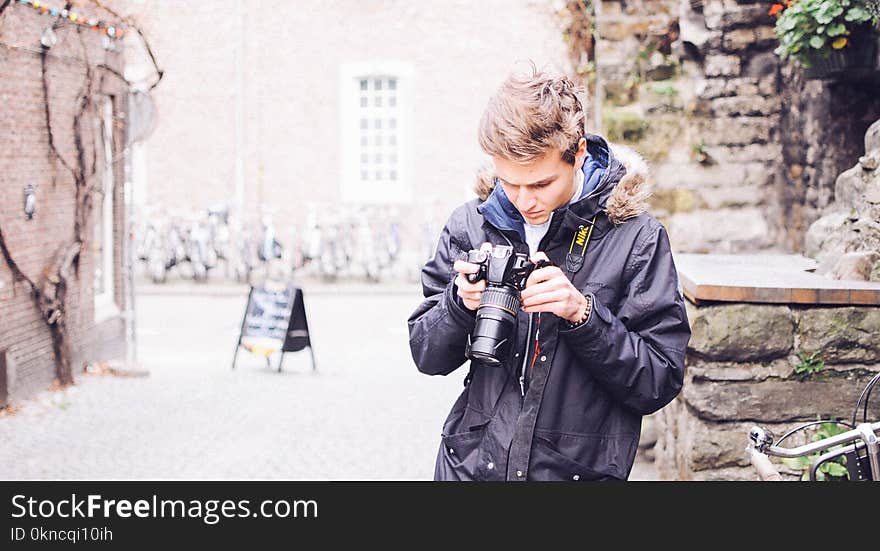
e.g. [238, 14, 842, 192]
[494, 139, 587, 225]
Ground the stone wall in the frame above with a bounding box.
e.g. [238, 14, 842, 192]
[593, 0, 783, 254]
[778, 71, 880, 254]
[655, 301, 880, 480]
[676, 0, 783, 253]
[591, 1, 880, 255]
[804, 118, 880, 281]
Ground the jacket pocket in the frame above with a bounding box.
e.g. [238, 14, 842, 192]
[531, 430, 636, 481]
[530, 435, 607, 481]
[437, 419, 491, 481]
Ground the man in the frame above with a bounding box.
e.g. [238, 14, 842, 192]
[408, 67, 690, 481]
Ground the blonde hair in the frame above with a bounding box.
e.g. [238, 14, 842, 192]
[478, 65, 585, 165]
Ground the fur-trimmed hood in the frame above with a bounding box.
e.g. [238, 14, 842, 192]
[473, 140, 652, 226]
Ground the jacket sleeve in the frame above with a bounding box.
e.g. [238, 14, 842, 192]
[560, 222, 690, 414]
[407, 213, 478, 376]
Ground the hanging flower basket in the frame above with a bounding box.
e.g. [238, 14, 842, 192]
[803, 25, 880, 78]
[770, 1, 880, 80]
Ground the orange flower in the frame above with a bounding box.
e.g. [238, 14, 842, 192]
[785, 0, 794, 7]
[769, 4, 784, 16]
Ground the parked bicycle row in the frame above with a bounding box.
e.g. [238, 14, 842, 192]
[133, 203, 444, 285]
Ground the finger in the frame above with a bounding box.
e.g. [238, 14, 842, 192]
[458, 288, 484, 301]
[479, 242, 493, 252]
[522, 289, 568, 311]
[453, 260, 479, 274]
[464, 299, 480, 311]
[461, 296, 479, 310]
[522, 274, 570, 301]
[523, 303, 563, 315]
[525, 266, 565, 288]
[455, 273, 485, 293]
[454, 273, 468, 293]
[522, 285, 567, 307]
[521, 278, 557, 302]
[530, 251, 549, 263]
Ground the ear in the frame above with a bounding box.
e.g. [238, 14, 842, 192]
[573, 137, 587, 167]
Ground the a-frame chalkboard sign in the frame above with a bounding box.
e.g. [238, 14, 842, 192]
[231, 284, 316, 372]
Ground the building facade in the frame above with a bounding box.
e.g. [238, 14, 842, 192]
[130, 0, 572, 263]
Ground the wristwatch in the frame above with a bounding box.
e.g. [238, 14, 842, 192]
[566, 294, 592, 329]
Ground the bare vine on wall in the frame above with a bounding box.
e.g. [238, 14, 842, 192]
[0, 0, 161, 386]
[557, 1, 597, 94]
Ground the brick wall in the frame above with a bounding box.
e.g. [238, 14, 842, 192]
[0, 3, 129, 403]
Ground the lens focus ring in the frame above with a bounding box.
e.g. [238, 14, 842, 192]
[478, 287, 521, 317]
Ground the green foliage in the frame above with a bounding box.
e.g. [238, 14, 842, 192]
[781, 421, 850, 480]
[691, 140, 713, 165]
[603, 110, 649, 143]
[577, 60, 597, 88]
[637, 40, 657, 60]
[625, 71, 643, 92]
[772, 0, 880, 67]
[650, 82, 678, 98]
[794, 350, 826, 380]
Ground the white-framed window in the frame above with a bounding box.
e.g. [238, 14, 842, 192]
[339, 61, 413, 203]
[93, 97, 118, 321]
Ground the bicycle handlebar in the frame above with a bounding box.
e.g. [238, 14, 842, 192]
[748, 421, 880, 481]
[749, 421, 880, 458]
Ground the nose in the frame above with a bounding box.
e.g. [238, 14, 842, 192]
[514, 188, 537, 211]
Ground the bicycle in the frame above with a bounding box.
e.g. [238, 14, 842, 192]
[746, 372, 880, 482]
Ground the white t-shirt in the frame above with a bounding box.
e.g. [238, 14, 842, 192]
[523, 168, 584, 256]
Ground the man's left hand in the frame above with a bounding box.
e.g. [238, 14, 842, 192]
[521, 252, 588, 323]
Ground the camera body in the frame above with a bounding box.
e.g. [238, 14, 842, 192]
[463, 244, 552, 366]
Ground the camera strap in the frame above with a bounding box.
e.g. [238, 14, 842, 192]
[564, 215, 597, 275]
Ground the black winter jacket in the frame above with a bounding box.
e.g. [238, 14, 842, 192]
[408, 135, 691, 481]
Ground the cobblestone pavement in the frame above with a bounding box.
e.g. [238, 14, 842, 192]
[0, 283, 657, 480]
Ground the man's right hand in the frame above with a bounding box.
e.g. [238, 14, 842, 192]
[453, 242, 491, 311]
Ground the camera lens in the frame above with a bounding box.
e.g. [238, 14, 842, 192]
[466, 286, 521, 366]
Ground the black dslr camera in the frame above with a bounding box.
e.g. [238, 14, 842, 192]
[463, 245, 552, 366]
